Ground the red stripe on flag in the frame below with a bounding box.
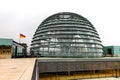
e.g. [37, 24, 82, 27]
[20, 34, 26, 38]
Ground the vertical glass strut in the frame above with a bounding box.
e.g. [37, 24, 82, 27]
[31, 12, 103, 57]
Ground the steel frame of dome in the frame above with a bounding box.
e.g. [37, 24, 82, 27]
[31, 12, 103, 57]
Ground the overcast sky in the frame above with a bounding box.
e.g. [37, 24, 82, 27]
[0, 0, 120, 50]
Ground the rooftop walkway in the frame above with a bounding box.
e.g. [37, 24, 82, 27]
[0, 58, 36, 80]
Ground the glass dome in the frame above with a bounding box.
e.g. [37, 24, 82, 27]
[31, 12, 103, 57]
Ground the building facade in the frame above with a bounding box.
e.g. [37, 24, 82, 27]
[0, 38, 27, 58]
[103, 46, 120, 57]
[31, 12, 103, 57]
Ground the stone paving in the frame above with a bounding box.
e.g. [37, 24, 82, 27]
[0, 58, 36, 80]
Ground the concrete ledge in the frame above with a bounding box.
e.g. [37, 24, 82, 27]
[0, 58, 36, 80]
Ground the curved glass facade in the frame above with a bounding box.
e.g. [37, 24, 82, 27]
[31, 12, 103, 57]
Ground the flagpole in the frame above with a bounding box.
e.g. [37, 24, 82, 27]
[19, 33, 26, 43]
[19, 37, 21, 43]
[19, 33, 21, 43]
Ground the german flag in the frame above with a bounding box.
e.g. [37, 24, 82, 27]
[20, 34, 26, 38]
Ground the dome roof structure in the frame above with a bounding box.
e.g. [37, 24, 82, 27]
[31, 12, 103, 57]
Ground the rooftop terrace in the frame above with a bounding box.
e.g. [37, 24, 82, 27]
[1, 57, 120, 80]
